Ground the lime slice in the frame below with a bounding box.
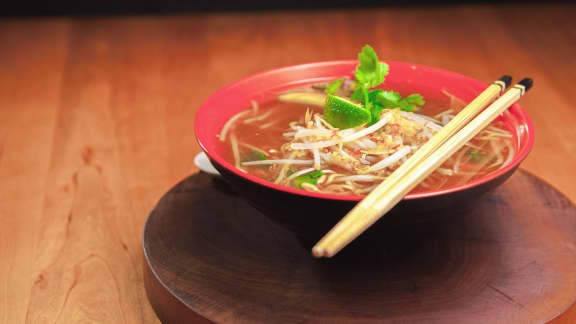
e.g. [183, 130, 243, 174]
[324, 95, 370, 129]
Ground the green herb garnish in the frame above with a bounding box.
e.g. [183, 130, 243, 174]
[243, 150, 268, 162]
[353, 90, 425, 123]
[466, 150, 487, 163]
[324, 45, 426, 127]
[292, 171, 324, 189]
[355, 45, 389, 89]
[253, 151, 268, 160]
[376, 91, 425, 111]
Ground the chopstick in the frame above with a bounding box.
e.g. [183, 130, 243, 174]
[312, 77, 533, 258]
[311, 76, 511, 257]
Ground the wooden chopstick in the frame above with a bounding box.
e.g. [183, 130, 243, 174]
[312, 77, 533, 258]
[311, 76, 511, 257]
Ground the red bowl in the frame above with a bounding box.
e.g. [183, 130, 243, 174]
[195, 61, 534, 248]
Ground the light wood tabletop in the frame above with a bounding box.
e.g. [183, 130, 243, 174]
[1, 4, 575, 323]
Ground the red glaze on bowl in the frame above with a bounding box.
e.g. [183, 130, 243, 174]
[195, 61, 534, 247]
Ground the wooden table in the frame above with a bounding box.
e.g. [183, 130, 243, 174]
[1, 4, 574, 323]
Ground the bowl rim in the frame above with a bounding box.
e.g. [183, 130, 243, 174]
[195, 60, 535, 202]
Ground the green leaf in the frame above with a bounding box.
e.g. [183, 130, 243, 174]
[466, 150, 487, 163]
[355, 45, 389, 88]
[368, 103, 384, 126]
[405, 94, 425, 106]
[397, 94, 425, 112]
[293, 171, 324, 189]
[371, 91, 425, 112]
[349, 45, 391, 126]
[350, 88, 364, 102]
[351, 89, 385, 104]
[363, 90, 384, 125]
[243, 150, 267, 162]
[322, 45, 426, 128]
[374, 62, 389, 87]
[325, 78, 344, 95]
[375, 90, 402, 106]
[252, 151, 268, 160]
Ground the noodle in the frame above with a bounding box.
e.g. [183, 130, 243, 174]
[251, 100, 259, 114]
[244, 107, 278, 124]
[259, 119, 280, 129]
[342, 113, 392, 142]
[220, 110, 252, 142]
[242, 159, 314, 166]
[222, 86, 513, 196]
[312, 148, 321, 170]
[333, 175, 383, 182]
[287, 168, 316, 180]
[502, 141, 515, 167]
[301, 183, 320, 192]
[368, 146, 412, 171]
[239, 142, 269, 157]
[274, 152, 296, 184]
[291, 140, 340, 150]
[230, 132, 244, 172]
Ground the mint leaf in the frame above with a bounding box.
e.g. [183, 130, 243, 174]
[325, 78, 344, 95]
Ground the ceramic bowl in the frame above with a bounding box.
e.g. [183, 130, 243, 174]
[195, 61, 534, 249]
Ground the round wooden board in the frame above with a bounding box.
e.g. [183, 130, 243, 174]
[143, 170, 576, 324]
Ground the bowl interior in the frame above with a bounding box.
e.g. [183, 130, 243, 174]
[195, 61, 534, 201]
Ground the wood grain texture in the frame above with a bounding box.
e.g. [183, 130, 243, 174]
[0, 4, 575, 323]
[143, 170, 576, 324]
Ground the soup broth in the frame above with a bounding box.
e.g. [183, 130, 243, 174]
[219, 94, 514, 196]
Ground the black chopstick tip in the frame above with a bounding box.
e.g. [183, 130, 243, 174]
[519, 78, 534, 91]
[499, 75, 513, 88]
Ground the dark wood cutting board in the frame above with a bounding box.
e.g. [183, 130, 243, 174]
[143, 170, 576, 324]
